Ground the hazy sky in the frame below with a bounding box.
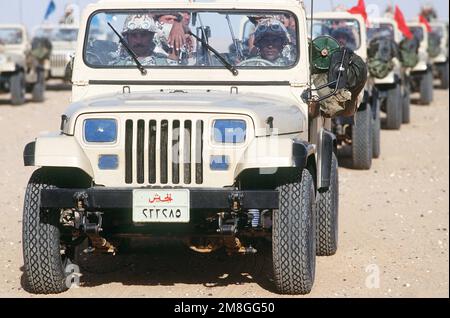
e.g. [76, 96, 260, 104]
[0, 0, 448, 34]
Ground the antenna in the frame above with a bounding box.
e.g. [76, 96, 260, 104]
[309, 0, 314, 95]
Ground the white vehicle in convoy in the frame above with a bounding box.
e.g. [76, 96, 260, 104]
[309, 12, 376, 169]
[0, 24, 46, 104]
[33, 25, 79, 81]
[428, 21, 449, 89]
[407, 22, 434, 105]
[367, 17, 410, 128]
[21, 0, 359, 295]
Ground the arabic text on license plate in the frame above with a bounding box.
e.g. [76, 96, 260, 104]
[132, 189, 190, 223]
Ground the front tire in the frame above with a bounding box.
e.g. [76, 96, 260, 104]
[315, 153, 338, 256]
[22, 169, 72, 294]
[402, 81, 411, 124]
[420, 68, 433, 105]
[439, 62, 449, 89]
[352, 104, 373, 170]
[31, 68, 46, 102]
[385, 84, 402, 130]
[273, 168, 316, 295]
[10, 71, 26, 105]
[372, 99, 381, 158]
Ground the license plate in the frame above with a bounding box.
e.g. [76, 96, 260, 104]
[132, 189, 190, 223]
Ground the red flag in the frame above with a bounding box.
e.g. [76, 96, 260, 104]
[419, 15, 432, 32]
[394, 6, 413, 39]
[347, 0, 368, 23]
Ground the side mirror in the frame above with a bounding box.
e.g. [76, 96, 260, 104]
[64, 54, 74, 83]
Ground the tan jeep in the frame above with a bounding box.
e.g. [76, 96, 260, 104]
[407, 21, 434, 105]
[309, 11, 377, 169]
[367, 17, 412, 128]
[22, 0, 349, 295]
[32, 24, 79, 81]
[429, 21, 449, 89]
[0, 24, 46, 105]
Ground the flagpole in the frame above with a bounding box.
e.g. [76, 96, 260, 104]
[19, 0, 23, 24]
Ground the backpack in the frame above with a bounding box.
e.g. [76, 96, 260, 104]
[398, 38, 419, 68]
[367, 37, 397, 79]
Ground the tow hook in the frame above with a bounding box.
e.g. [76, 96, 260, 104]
[228, 191, 244, 212]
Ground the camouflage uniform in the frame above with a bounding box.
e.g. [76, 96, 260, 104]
[109, 14, 170, 66]
[248, 18, 292, 66]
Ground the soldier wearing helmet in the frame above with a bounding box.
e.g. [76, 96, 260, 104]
[248, 19, 291, 66]
[331, 27, 357, 51]
[111, 14, 168, 66]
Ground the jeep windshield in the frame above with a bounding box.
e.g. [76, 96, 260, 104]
[0, 28, 23, 45]
[367, 23, 395, 42]
[409, 26, 424, 43]
[83, 10, 299, 69]
[309, 19, 361, 51]
[34, 27, 78, 42]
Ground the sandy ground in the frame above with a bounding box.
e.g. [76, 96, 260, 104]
[0, 82, 448, 298]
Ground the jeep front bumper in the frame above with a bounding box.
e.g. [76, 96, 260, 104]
[40, 188, 279, 210]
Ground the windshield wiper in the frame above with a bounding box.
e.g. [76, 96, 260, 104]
[107, 22, 147, 76]
[188, 31, 238, 76]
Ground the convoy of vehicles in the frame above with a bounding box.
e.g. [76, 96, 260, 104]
[0, 24, 47, 105]
[14, 0, 447, 295]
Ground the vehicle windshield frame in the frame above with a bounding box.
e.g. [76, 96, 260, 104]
[0, 28, 24, 45]
[367, 23, 395, 42]
[34, 27, 79, 42]
[309, 18, 362, 50]
[82, 8, 300, 71]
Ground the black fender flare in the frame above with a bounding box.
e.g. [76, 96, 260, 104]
[23, 141, 35, 166]
[317, 129, 337, 190]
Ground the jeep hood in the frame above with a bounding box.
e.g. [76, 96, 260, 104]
[63, 90, 305, 136]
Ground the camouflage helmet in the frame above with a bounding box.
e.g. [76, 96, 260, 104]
[121, 14, 158, 36]
[253, 19, 289, 47]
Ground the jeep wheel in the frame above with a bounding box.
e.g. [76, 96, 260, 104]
[273, 168, 316, 295]
[372, 99, 381, 159]
[420, 69, 433, 105]
[315, 153, 338, 256]
[385, 84, 402, 130]
[352, 104, 373, 170]
[31, 68, 46, 103]
[10, 71, 26, 105]
[439, 62, 449, 89]
[402, 82, 411, 124]
[22, 169, 73, 294]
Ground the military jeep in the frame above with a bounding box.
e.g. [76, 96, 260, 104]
[428, 21, 449, 89]
[32, 24, 79, 81]
[0, 24, 47, 105]
[22, 0, 352, 295]
[309, 12, 375, 169]
[407, 22, 434, 105]
[367, 17, 411, 129]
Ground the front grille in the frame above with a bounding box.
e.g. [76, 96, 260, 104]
[50, 54, 67, 69]
[124, 119, 204, 185]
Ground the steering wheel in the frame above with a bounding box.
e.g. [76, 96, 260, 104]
[86, 51, 104, 65]
[237, 58, 276, 67]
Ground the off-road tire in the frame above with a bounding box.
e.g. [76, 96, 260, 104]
[352, 104, 373, 170]
[439, 62, 449, 89]
[273, 168, 316, 295]
[372, 99, 381, 158]
[420, 69, 433, 105]
[385, 84, 402, 130]
[10, 71, 26, 105]
[31, 68, 46, 102]
[315, 153, 338, 256]
[402, 82, 411, 124]
[22, 169, 71, 294]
